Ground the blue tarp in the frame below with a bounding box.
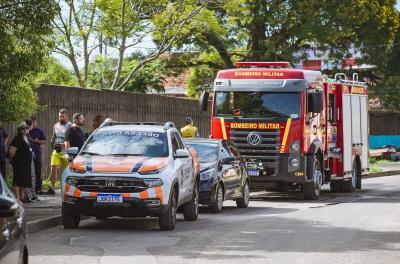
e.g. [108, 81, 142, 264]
[370, 135, 400, 149]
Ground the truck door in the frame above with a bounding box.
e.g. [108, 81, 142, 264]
[359, 96, 369, 170]
[342, 94, 352, 172]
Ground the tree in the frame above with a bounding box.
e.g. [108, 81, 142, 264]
[52, 0, 99, 87]
[35, 57, 78, 87]
[0, 0, 57, 122]
[97, 0, 214, 91]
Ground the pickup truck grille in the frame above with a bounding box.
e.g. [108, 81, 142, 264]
[75, 177, 147, 193]
[230, 128, 281, 175]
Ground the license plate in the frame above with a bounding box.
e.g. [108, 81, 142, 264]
[97, 193, 123, 203]
[247, 169, 259, 176]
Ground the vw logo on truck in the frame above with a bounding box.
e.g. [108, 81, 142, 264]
[247, 132, 262, 146]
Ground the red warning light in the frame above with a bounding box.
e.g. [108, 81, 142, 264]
[235, 61, 291, 68]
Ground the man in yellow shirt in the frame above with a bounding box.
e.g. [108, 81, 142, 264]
[181, 117, 200, 138]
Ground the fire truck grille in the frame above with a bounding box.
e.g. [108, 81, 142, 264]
[230, 129, 281, 175]
[74, 177, 147, 193]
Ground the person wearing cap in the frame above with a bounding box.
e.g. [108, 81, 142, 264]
[8, 122, 33, 203]
[180, 117, 200, 138]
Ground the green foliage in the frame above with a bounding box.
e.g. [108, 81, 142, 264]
[35, 57, 78, 87]
[374, 75, 400, 111]
[0, 0, 57, 122]
[88, 56, 117, 89]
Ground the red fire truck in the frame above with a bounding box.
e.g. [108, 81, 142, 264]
[199, 62, 369, 200]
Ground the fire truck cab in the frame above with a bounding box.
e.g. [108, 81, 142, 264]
[199, 62, 368, 200]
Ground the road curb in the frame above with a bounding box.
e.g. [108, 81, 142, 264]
[363, 170, 400, 179]
[27, 215, 61, 234]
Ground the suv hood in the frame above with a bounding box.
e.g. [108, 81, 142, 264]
[70, 155, 169, 174]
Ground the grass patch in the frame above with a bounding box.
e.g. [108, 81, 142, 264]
[369, 166, 383, 173]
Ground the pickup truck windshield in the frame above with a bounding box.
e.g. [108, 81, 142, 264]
[214, 92, 301, 119]
[81, 131, 169, 157]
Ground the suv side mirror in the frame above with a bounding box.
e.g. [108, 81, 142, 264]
[0, 196, 18, 218]
[174, 149, 190, 159]
[307, 91, 323, 113]
[67, 147, 79, 156]
[199, 91, 209, 112]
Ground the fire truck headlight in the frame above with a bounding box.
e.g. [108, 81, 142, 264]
[290, 158, 300, 167]
[290, 142, 300, 152]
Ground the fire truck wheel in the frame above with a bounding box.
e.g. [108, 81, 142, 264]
[303, 157, 322, 200]
[330, 181, 342, 193]
[342, 162, 359, 192]
[355, 162, 362, 190]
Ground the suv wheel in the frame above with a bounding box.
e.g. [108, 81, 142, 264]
[236, 180, 250, 208]
[209, 183, 223, 213]
[183, 182, 199, 221]
[62, 206, 80, 229]
[159, 190, 177, 230]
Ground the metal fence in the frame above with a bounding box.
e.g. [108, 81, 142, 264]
[4, 85, 211, 178]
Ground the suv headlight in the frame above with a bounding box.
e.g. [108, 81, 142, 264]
[65, 176, 79, 186]
[143, 178, 164, 188]
[290, 142, 300, 152]
[200, 168, 216, 181]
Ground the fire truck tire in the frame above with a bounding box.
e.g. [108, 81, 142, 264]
[303, 157, 322, 200]
[236, 181, 250, 208]
[330, 181, 342, 193]
[209, 183, 224, 213]
[355, 162, 362, 190]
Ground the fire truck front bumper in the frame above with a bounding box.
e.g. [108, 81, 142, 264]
[248, 154, 308, 190]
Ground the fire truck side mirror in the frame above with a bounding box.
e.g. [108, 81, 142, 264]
[307, 91, 324, 113]
[199, 91, 209, 112]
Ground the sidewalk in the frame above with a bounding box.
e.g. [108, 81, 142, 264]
[25, 190, 62, 234]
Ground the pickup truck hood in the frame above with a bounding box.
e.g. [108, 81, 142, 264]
[70, 155, 168, 173]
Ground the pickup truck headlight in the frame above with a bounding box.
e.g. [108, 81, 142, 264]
[65, 176, 79, 186]
[143, 178, 164, 188]
[200, 168, 216, 181]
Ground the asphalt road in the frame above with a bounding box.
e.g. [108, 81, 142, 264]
[29, 176, 400, 264]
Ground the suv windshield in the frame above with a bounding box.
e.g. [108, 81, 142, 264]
[81, 130, 168, 157]
[214, 91, 301, 119]
[186, 143, 218, 163]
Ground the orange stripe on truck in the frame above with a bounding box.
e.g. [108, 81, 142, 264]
[155, 186, 163, 203]
[73, 188, 81, 198]
[139, 190, 149, 199]
[64, 184, 71, 198]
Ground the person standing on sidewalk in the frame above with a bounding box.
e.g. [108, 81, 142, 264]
[0, 121, 9, 179]
[65, 113, 86, 151]
[28, 117, 46, 194]
[8, 122, 32, 203]
[47, 109, 71, 195]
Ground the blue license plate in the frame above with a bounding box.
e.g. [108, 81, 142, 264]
[97, 193, 123, 203]
[247, 169, 259, 176]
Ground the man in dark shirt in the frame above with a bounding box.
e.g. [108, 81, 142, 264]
[28, 117, 46, 193]
[0, 121, 9, 179]
[65, 113, 86, 151]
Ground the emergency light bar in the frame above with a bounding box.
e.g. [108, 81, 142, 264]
[235, 61, 291, 68]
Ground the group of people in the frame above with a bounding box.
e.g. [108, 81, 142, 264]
[0, 109, 103, 204]
[0, 108, 199, 204]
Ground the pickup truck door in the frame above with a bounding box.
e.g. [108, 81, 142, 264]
[173, 132, 193, 203]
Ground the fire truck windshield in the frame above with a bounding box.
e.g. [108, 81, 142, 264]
[214, 91, 301, 119]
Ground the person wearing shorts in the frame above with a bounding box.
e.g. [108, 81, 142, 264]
[47, 109, 71, 195]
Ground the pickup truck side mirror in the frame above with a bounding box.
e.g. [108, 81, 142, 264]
[67, 147, 79, 156]
[199, 91, 209, 112]
[0, 196, 18, 218]
[223, 157, 236, 164]
[174, 149, 190, 159]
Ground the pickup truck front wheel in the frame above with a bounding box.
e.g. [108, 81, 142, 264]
[183, 182, 199, 221]
[159, 190, 177, 230]
[62, 206, 80, 229]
